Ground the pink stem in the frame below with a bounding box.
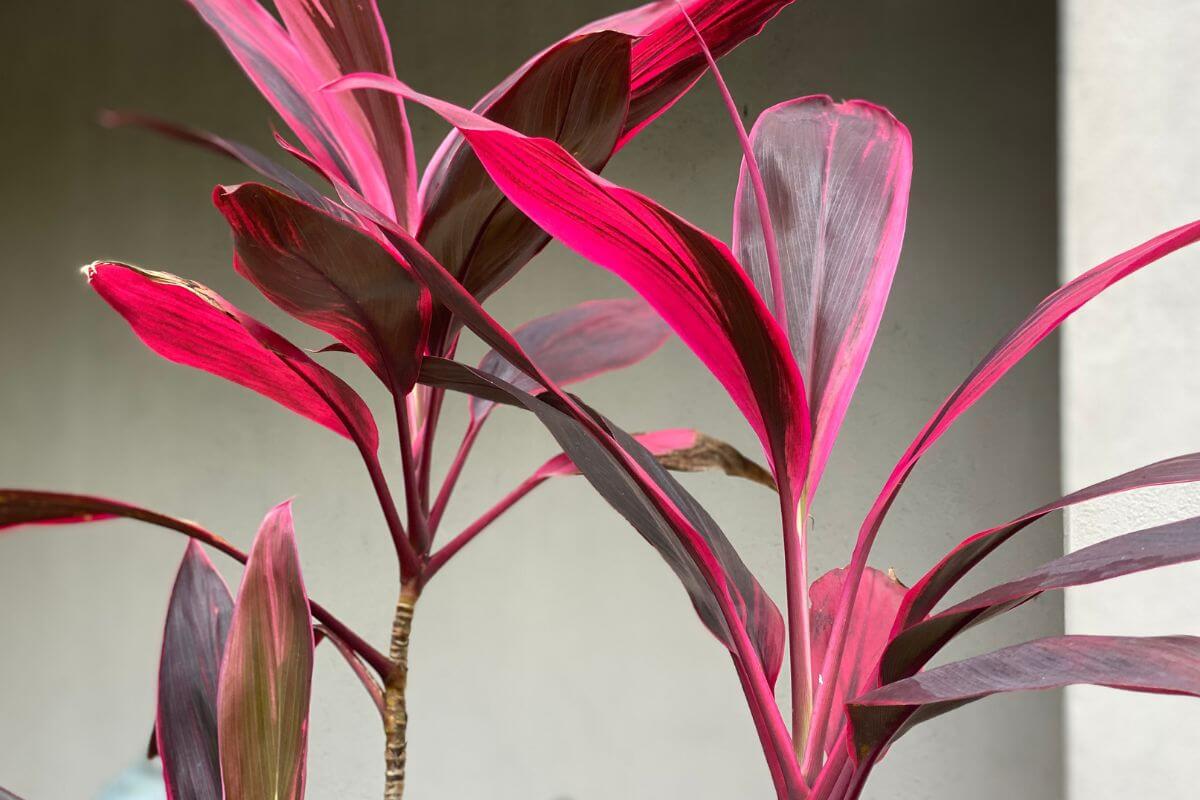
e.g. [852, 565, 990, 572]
[428, 419, 483, 535]
[784, 496, 813, 755]
[360, 443, 421, 579]
[678, 3, 788, 324]
[732, 655, 790, 799]
[424, 474, 545, 579]
[395, 394, 431, 555]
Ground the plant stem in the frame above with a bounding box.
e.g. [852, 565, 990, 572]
[394, 394, 431, 554]
[424, 475, 544, 580]
[384, 582, 418, 800]
[782, 495, 813, 759]
[428, 420, 482, 534]
[361, 447, 421, 578]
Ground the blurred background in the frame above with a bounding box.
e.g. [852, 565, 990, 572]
[6, 0, 1183, 798]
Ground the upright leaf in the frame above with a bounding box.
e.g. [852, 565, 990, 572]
[734, 97, 912, 500]
[87, 262, 378, 449]
[333, 79, 810, 498]
[214, 183, 431, 395]
[848, 636, 1200, 764]
[274, 0, 418, 229]
[471, 298, 669, 421]
[185, 0, 394, 217]
[218, 501, 314, 800]
[418, 31, 633, 340]
[157, 542, 234, 800]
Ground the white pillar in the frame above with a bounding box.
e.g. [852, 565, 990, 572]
[1062, 3, 1200, 798]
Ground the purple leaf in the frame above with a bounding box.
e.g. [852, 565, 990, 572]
[217, 501, 314, 800]
[87, 262, 378, 449]
[334, 79, 810, 499]
[734, 97, 912, 501]
[471, 298, 669, 421]
[418, 31, 633, 340]
[156, 542, 234, 800]
[273, 0, 418, 229]
[185, 0, 398, 221]
[848, 635, 1200, 764]
[214, 182, 431, 395]
[884, 515, 1200, 685]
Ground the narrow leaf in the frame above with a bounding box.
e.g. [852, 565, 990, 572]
[0, 787, 25, 800]
[471, 298, 669, 421]
[418, 31, 633, 339]
[734, 97, 912, 500]
[156, 542, 233, 800]
[87, 262, 378, 449]
[849, 635, 1200, 763]
[214, 182, 431, 395]
[274, 0, 418, 228]
[884, 515, 1200, 685]
[218, 501, 314, 800]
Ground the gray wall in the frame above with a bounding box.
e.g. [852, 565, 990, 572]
[0, 2, 1059, 798]
[1062, 2, 1200, 798]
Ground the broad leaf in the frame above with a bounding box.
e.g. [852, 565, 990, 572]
[884, 515, 1200, 684]
[418, 31, 633, 341]
[471, 298, 669, 421]
[848, 635, 1200, 764]
[157, 542, 233, 800]
[808, 566, 904, 758]
[734, 97, 912, 500]
[218, 501, 314, 800]
[336, 79, 810, 499]
[87, 262, 378, 449]
[418, 357, 785, 685]
[274, 0, 418, 228]
[185, 0, 396, 219]
[214, 182, 431, 395]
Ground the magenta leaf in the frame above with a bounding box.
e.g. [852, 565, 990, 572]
[87, 262, 378, 449]
[214, 182, 431, 396]
[185, 0, 397, 221]
[418, 31, 633, 342]
[734, 97, 912, 500]
[417, 357, 785, 686]
[808, 566, 905, 759]
[848, 635, 1200, 764]
[217, 501, 314, 800]
[273, 0, 417, 229]
[884, 514, 1200, 686]
[471, 298, 669, 421]
[337, 79, 810, 498]
[156, 541, 234, 800]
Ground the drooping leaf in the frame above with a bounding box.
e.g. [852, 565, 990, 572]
[883, 515, 1200, 685]
[274, 0, 418, 229]
[87, 262, 378, 449]
[418, 357, 785, 685]
[217, 501, 314, 800]
[734, 97, 912, 500]
[214, 182, 431, 395]
[156, 542, 234, 800]
[334, 79, 809, 498]
[418, 31, 633, 341]
[0, 786, 25, 799]
[313, 625, 384, 718]
[848, 635, 1200, 764]
[471, 298, 669, 421]
[185, 0, 396, 219]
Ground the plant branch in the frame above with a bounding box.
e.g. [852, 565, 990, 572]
[782, 494, 813, 759]
[361, 443, 422, 578]
[424, 474, 544, 579]
[428, 420, 483, 534]
[394, 394, 431, 554]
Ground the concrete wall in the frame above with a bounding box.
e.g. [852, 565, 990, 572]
[0, 2, 1059, 798]
[1062, 3, 1200, 799]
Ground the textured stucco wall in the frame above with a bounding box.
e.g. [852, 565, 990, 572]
[1062, 3, 1200, 799]
[0, 2, 1058, 798]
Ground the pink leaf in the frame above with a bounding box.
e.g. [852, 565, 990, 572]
[86, 262, 378, 449]
[185, 0, 396, 221]
[217, 501, 314, 800]
[156, 542, 234, 800]
[214, 182, 431, 396]
[418, 31, 633, 342]
[333, 77, 810, 499]
[472, 298, 669, 421]
[734, 97, 912, 501]
[273, 0, 418, 229]
[848, 635, 1200, 764]
[808, 566, 904, 758]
